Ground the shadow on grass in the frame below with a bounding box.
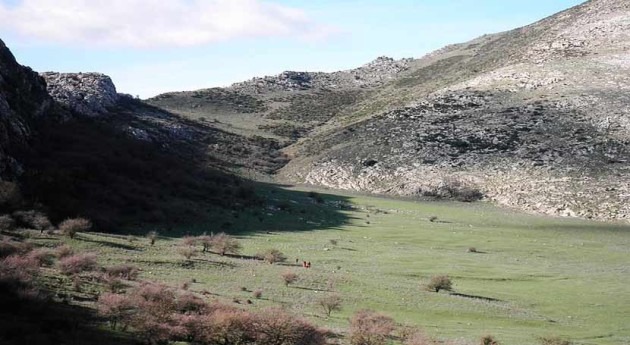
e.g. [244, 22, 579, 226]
[79, 237, 139, 251]
[0, 285, 134, 345]
[449, 292, 504, 302]
[291, 286, 333, 292]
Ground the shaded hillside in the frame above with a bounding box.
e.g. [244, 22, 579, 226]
[0, 38, 55, 180]
[0, 42, 294, 230]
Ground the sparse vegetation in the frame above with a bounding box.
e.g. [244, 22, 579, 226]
[481, 335, 500, 345]
[177, 246, 197, 262]
[426, 275, 453, 293]
[538, 336, 572, 345]
[59, 217, 92, 239]
[58, 252, 98, 275]
[209, 232, 242, 256]
[258, 248, 287, 264]
[318, 294, 342, 317]
[349, 310, 395, 345]
[281, 271, 298, 286]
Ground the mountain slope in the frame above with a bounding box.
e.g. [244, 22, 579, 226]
[146, 0, 630, 222]
[279, 0, 630, 221]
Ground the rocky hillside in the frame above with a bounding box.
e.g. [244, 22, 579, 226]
[120, 0, 630, 223]
[279, 0, 630, 222]
[0, 38, 54, 179]
[41, 72, 120, 116]
[0, 39, 291, 228]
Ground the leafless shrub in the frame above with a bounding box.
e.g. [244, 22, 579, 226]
[97, 292, 135, 330]
[253, 289, 263, 299]
[58, 253, 98, 275]
[425, 275, 452, 293]
[0, 238, 31, 258]
[257, 248, 287, 264]
[182, 236, 197, 247]
[254, 307, 327, 345]
[318, 294, 342, 317]
[59, 218, 92, 239]
[27, 247, 55, 267]
[399, 326, 433, 345]
[468, 247, 478, 253]
[281, 271, 298, 287]
[178, 246, 197, 262]
[55, 244, 74, 258]
[480, 334, 500, 345]
[349, 310, 396, 345]
[209, 232, 242, 256]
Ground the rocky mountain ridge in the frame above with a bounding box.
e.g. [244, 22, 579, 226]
[41, 72, 120, 116]
[229, 56, 412, 94]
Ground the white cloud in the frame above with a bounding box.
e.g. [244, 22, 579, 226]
[0, 0, 330, 48]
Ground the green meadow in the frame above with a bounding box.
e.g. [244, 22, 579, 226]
[32, 186, 630, 345]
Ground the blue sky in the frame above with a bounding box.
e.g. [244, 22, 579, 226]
[0, 0, 584, 98]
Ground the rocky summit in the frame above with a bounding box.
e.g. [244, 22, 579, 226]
[41, 72, 120, 116]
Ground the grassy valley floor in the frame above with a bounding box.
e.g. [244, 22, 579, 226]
[27, 186, 630, 345]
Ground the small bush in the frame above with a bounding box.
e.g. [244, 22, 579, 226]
[12, 210, 50, 230]
[197, 234, 213, 252]
[318, 294, 342, 317]
[468, 247, 478, 253]
[177, 292, 208, 314]
[428, 216, 438, 222]
[27, 247, 55, 267]
[105, 264, 139, 280]
[538, 336, 572, 345]
[254, 307, 327, 345]
[0, 215, 15, 230]
[0, 238, 31, 258]
[349, 310, 395, 345]
[400, 327, 432, 345]
[426, 275, 452, 293]
[481, 335, 500, 345]
[253, 289, 263, 299]
[102, 275, 127, 293]
[0, 254, 39, 285]
[329, 239, 338, 246]
[59, 217, 92, 239]
[281, 271, 298, 286]
[178, 246, 197, 261]
[58, 253, 98, 275]
[182, 236, 197, 247]
[55, 244, 74, 258]
[97, 293, 135, 330]
[209, 232, 242, 256]
[258, 249, 287, 264]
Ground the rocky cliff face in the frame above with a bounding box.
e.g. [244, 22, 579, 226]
[41, 72, 120, 116]
[0, 39, 53, 179]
